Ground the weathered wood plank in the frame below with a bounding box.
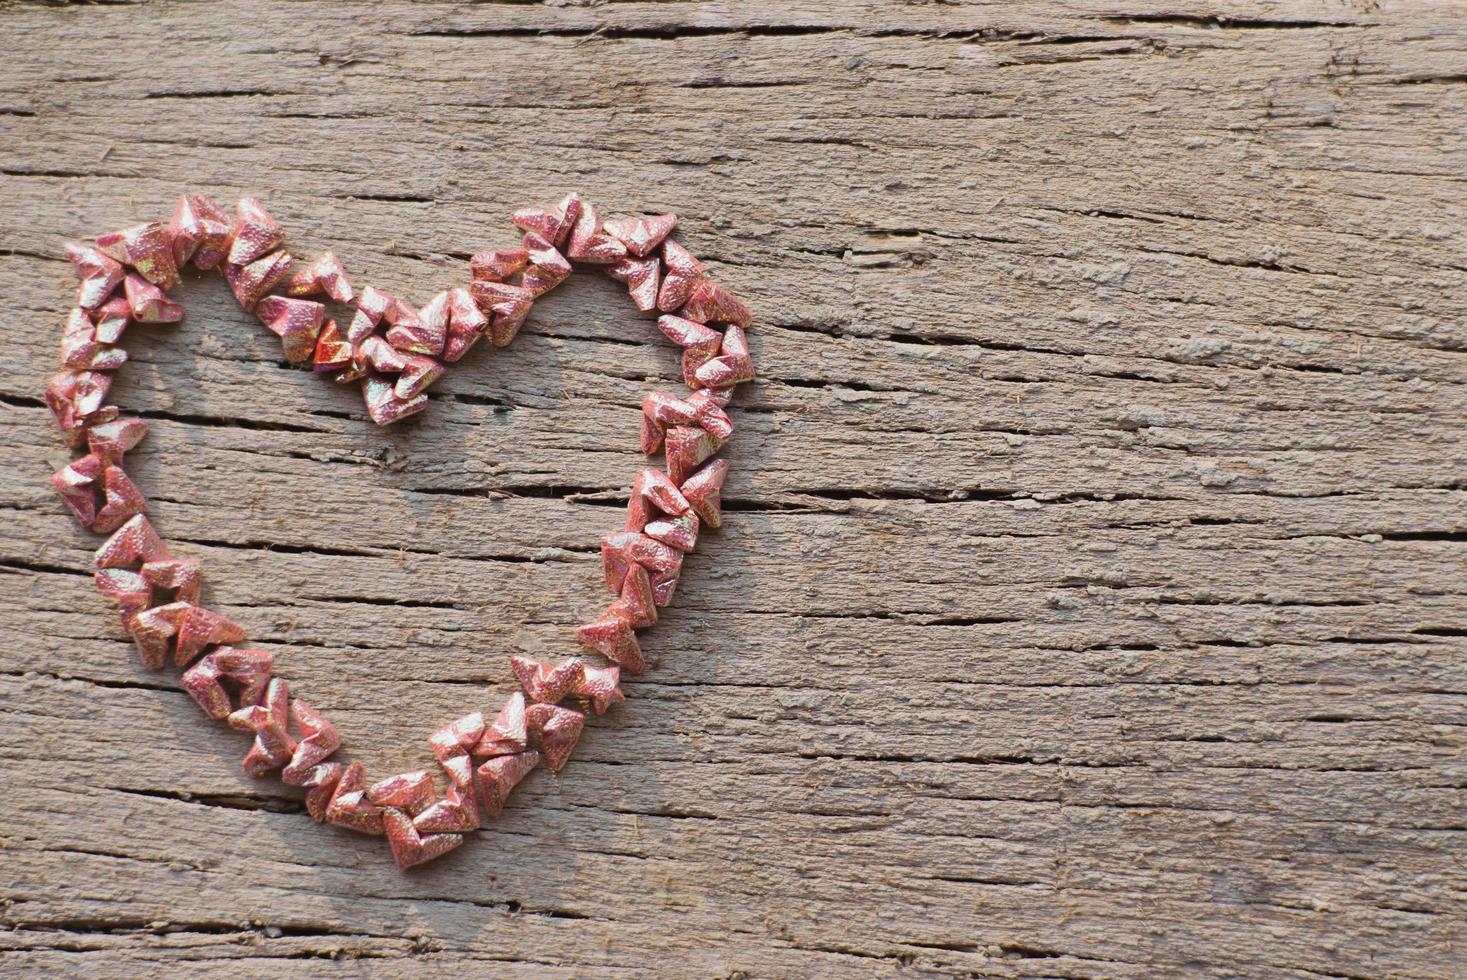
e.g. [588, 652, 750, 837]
[1, 0, 1463, 976]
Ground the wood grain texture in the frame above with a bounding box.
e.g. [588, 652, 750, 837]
[1, 0, 1464, 976]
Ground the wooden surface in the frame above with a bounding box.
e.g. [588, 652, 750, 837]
[2, 1, 1464, 976]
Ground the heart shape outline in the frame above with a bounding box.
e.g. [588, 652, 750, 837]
[47, 192, 753, 869]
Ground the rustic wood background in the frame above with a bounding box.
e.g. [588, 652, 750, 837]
[2, 1, 1464, 976]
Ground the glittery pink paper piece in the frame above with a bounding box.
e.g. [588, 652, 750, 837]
[473, 692, 529, 758]
[366, 770, 436, 817]
[469, 248, 529, 283]
[644, 511, 699, 553]
[442, 287, 489, 362]
[526, 703, 584, 773]
[577, 664, 624, 715]
[124, 273, 184, 324]
[60, 308, 128, 372]
[356, 335, 406, 374]
[429, 712, 486, 762]
[475, 751, 540, 819]
[520, 231, 572, 296]
[665, 425, 729, 485]
[94, 514, 168, 569]
[413, 783, 480, 834]
[507, 658, 625, 715]
[173, 605, 247, 667]
[656, 240, 705, 313]
[438, 751, 477, 797]
[229, 677, 297, 777]
[680, 280, 752, 328]
[607, 255, 661, 312]
[348, 286, 411, 346]
[227, 198, 287, 266]
[384, 806, 463, 869]
[566, 202, 627, 264]
[694, 323, 756, 388]
[65, 243, 124, 310]
[46, 371, 114, 437]
[650, 564, 681, 608]
[224, 250, 293, 310]
[386, 292, 446, 357]
[88, 463, 147, 534]
[510, 655, 585, 705]
[94, 567, 151, 632]
[94, 222, 180, 291]
[282, 698, 342, 783]
[85, 417, 148, 464]
[394, 355, 444, 401]
[686, 390, 734, 439]
[299, 762, 344, 822]
[626, 469, 691, 531]
[469, 280, 534, 348]
[312, 319, 352, 375]
[91, 296, 131, 345]
[181, 646, 274, 719]
[361, 374, 428, 426]
[576, 613, 646, 674]
[126, 600, 191, 665]
[141, 557, 201, 606]
[656, 313, 721, 352]
[256, 296, 326, 363]
[286, 252, 355, 304]
[656, 313, 722, 388]
[603, 213, 677, 257]
[51, 454, 104, 528]
[511, 193, 581, 249]
[680, 458, 729, 529]
[610, 564, 658, 629]
[168, 194, 233, 271]
[326, 762, 385, 835]
[602, 531, 682, 591]
[642, 390, 696, 432]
